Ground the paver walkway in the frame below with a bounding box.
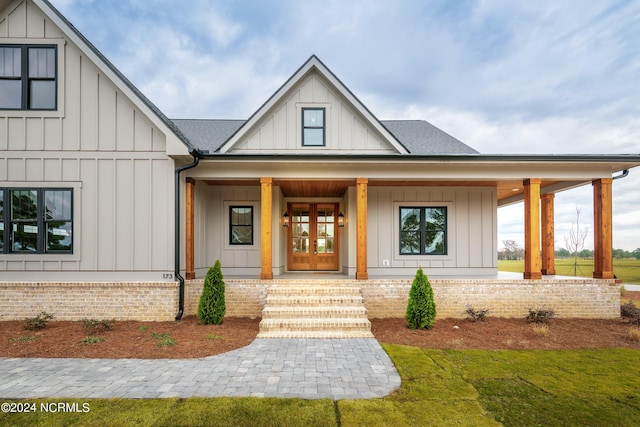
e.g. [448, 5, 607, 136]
[0, 338, 400, 400]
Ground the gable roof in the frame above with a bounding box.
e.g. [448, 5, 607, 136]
[26, 0, 193, 155]
[173, 118, 479, 155]
[216, 55, 410, 154]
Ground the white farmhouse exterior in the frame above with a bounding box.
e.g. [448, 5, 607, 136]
[2, 0, 639, 321]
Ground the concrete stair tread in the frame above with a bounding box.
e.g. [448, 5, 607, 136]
[266, 295, 364, 304]
[262, 306, 367, 318]
[257, 330, 374, 339]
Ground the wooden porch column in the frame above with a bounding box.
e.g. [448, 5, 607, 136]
[185, 178, 196, 280]
[356, 178, 368, 280]
[523, 179, 542, 279]
[260, 177, 273, 280]
[593, 178, 614, 279]
[540, 193, 556, 276]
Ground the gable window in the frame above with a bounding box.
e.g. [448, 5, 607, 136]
[399, 207, 447, 255]
[1, 188, 73, 254]
[0, 45, 57, 110]
[302, 108, 325, 146]
[229, 206, 253, 245]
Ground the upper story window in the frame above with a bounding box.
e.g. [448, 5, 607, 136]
[0, 45, 57, 110]
[399, 207, 447, 255]
[1, 188, 73, 254]
[302, 108, 325, 146]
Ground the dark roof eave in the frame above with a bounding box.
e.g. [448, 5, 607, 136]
[193, 152, 640, 163]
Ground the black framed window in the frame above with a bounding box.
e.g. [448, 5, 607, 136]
[230, 206, 253, 245]
[302, 108, 325, 146]
[1, 188, 73, 254]
[400, 207, 447, 255]
[0, 45, 57, 110]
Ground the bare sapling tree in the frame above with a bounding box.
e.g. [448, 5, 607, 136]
[564, 206, 589, 276]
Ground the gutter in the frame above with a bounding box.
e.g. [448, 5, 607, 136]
[174, 149, 201, 321]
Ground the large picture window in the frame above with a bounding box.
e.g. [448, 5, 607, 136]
[399, 207, 447, 255]
[302, 108, 325, 146]
[0, 45, 57, 110]
[229, 206, 253, 245]
[1, 188, 73, 254]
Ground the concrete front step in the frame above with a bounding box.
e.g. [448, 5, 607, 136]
[258, 318, 373, 338]
[258, 283, 373, 339]
[265, 295, 364, 306]
[262, 305, 367, 319]
[257, 330, 374, 339]
[266, 285, 362, 295]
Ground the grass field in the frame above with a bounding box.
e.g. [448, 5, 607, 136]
[3, 345, 639, 427]
[499, 258, 640, 283]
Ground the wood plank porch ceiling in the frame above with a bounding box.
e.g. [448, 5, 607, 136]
[203, 179, 564, 201]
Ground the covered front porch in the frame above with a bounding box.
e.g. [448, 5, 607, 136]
[181, 170, 617, 281]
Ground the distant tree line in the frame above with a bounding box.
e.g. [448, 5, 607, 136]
[498, 240, 640, 260]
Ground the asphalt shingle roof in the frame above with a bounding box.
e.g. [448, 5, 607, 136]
[171, 118, 479, 155]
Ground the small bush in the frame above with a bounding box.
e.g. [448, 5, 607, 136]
[23, 311, 55, 330]
[151, 332, 176, 347]
[197, 260, 226, 325]
[405, 268, 437, 330]
[526, 307, 555, 323]
[628, 327, 640, 342]
[621, 301, 640, 325]
[80, 336, 104, 344]
[464, 305, 490, 322]
[81, 318, 115, 331]
[532, 324, 550, 337]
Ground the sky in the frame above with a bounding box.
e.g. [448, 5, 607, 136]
[51, 0, 640, 251]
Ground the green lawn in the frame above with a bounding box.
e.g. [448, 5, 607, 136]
[3, 345, 639, 427]
[499, 258, 640, 283]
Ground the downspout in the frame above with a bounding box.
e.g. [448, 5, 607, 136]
[613, 169, 629, 181]
[174, 149, 201, 321]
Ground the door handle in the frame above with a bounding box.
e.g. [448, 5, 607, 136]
[314, 240, 317, 254]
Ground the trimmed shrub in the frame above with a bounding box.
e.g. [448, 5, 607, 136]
[197, 260, 226, 324]
[526, 307, 555, 323]
[405, 268, 437, 329]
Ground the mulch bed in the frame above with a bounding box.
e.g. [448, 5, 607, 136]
[1, 292, 638, 358]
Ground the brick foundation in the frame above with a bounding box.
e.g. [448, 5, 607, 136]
[0, 277, 620, 321]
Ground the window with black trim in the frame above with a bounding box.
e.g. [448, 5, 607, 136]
[229, 206, 253, 245]
[302, 108, 325, 146]
[399, 207, 447, 255]
[0, 45, 57, 110]
[1, 188, 73, 254]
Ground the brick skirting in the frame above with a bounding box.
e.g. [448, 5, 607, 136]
[0, 277, 620, 321]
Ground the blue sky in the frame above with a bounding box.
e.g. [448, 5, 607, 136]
[51, 0, 640, 251]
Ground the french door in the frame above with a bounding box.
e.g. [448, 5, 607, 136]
[288, 203, 339, 271]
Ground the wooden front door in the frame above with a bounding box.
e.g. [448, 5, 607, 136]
[288, 203, 339, 271]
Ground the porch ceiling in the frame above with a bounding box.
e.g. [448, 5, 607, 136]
[275, 180, 355, 197]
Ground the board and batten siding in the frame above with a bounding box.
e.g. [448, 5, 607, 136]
[230, 71, 398, 154]
[1, 1, 175, 280]
[193, 185, 263, 277]
[367, 186, 498, 276]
